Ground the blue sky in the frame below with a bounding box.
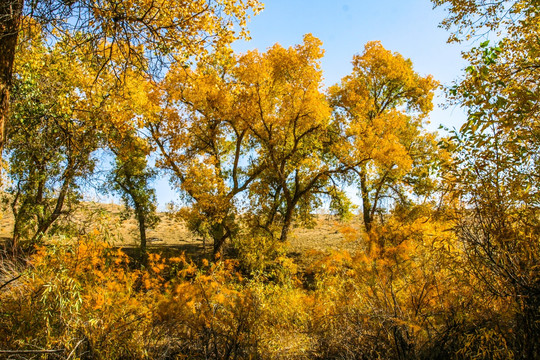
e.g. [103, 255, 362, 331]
[150, 0, 470, 208]
[231, 0, 468, 127]
[234, 0, 463, 84]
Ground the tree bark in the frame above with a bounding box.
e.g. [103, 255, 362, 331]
[31, 166, 75, 243]
[211, 223, 230, 260]
[0, 0, 23, 157]
[135, 205, 147, 261]
[279, 204, 295, 243]
[359, 166, 373, 233]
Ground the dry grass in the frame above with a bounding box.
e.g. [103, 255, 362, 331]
[0, 202, 363, 258]
[290, 215, 361, 253]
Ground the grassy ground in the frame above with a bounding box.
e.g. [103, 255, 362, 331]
[0, 202, 362, 261]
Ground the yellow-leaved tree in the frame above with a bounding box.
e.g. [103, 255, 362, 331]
[0, 0, 262, 161]
[237, 34, 339, 244]
[6, 33, 103, 248]
[434, 0, 540, 357]
[150, 49, 265, 258]
[329, 41, 439, 233]
[152, 34, 367, 256]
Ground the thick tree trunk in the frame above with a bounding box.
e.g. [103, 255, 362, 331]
[279, 205, 294, 243]
[519, 294, 540, 359]
[213, 234, 226, 261]
[31, 170, 74, 243]
[0, 0, 23, 156]
[11, 202, 25, 249]
[211, 220, 233, 260]
[135, 207, 148, 263]
[10, 188, 23, 248]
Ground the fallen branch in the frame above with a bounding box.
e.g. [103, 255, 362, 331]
[0, 274, 22, 291]
[0, 349, 64, 354]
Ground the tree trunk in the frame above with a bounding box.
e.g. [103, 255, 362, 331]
[359, 167, 373, 233]
[519, 294, 540, 359]
[211, 223, 230, 261]
[213, 235, 225, 260]
[135, 207, 148, 263]
[0, 0, 23, 157]
[279, 205, 294, 243]
[10, 190, 23, 249]
[31, 167, 74, 243]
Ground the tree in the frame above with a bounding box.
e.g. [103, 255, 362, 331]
[6, 37, 101, 246]
[432, 0, 535, 42]
[433, 2, 539, 155]
[107, 131, 159, 262]
[329, 41, 438, 233]
[0, 0, 23, 157]
[239, 34, 346, 243]
[153, 34, 361, 253]
[87, 63, 163, 262]
[151, 51, 264, 258]
[0, 0, 262, 159]
[435, 0, 540, 357]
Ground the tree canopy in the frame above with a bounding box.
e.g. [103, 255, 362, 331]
[0, 1, 538, 358]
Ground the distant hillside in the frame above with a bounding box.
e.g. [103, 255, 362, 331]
[0, 201, 360, 256]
